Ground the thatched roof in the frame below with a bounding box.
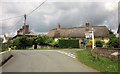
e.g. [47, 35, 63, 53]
[47, 26, 109, 38]
[12, 32, 37, 39]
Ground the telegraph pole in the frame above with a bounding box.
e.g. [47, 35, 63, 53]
[23, 14, 27, 36]
[24, 14, 27, 25]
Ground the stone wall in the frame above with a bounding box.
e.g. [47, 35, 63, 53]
[91, 48, 120, 61]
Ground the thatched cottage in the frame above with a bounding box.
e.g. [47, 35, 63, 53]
[47, 23, 110, 45]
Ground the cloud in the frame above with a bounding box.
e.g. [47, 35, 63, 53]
[0, 2, 118, 36]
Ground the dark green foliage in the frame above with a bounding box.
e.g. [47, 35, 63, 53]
[36, 35, 59, 47]
[2, 43, 8, 51]
[96, 40, 103, 47]
[49, 40, 59, 47]
[13, 36, 33, 49]
[37, 35, 54, 45]
[108, 34, 119, 48]
[58, 39, 79, 48]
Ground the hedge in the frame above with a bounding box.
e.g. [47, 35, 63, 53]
[58, 39, 79, 48]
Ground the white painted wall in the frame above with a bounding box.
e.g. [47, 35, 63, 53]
[0, 50, 12, 66]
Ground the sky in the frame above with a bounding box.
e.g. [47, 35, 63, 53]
[0, 0, 119, 37]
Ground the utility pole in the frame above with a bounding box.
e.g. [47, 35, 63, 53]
[24, 14, 27, 26]
[23, 14, 27, 36]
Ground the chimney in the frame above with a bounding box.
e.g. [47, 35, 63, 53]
[25, 25, 29, 34]
[22, 25, 29, 34]
[22, 25, 25, 34]
[17, 30, 20, 35]
[19, 28, 23, 34]
[85, 22, 90, 31]
[24, 25, 29, 34]
[57, 23, 61, 29]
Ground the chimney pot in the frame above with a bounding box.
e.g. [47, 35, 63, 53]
[85, 23, 90, 27]
[57, 23, 61, 29]
[85, 23, 90, 31]
[17, 30, 20, 35]
[24, 25, 29, 34]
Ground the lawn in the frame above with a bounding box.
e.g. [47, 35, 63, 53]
[76, 50, 119, 73]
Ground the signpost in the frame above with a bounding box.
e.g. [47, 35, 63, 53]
[91, 28, 94, 50]
[85, 28, 95, 50]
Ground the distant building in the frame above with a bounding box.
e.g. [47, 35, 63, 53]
[12, 25, 37, 39]
[2, 35, 12, 43]
[47, 23, 110, 46]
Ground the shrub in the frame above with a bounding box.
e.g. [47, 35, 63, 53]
[96, 40, 103, 47]
[108, 34, 119, 48]
[58, 39, 79, 48]
[49, 40, 59, 47]
[2, 43, 8, 51]
[86, 40, 92, 47]
[12, 36, 34, 49]
[108, 30, 119, 48]
[37, 35, 54, 45]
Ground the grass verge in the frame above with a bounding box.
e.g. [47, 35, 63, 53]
[76, 50, 119, 73]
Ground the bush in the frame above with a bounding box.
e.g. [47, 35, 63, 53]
[12, 36, 34, 49]
[2, 43, 8, 51]
[58, 39, 79, 48]
[49, 40, 59, 47]
[108, 34, 119, 48]
[108, 30, 119, 48]
[86, 40, 92, 47]
[37, 35, 54, 45]
[96, 40, 103, 47]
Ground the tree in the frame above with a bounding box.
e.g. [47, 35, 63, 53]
[37, 35, 53, 45]
[13, 36, 33, 49]
[108, 30, 119, 48]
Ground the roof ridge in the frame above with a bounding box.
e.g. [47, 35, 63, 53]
[50, 25, 107, 30]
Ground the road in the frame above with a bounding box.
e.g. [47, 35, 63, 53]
[2, 50, 98, 72]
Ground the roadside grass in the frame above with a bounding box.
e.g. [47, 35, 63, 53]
[76, 50, 119, 73]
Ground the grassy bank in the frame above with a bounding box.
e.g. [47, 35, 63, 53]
[76, 50, 119, 73]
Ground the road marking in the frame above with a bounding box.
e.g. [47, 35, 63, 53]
[56, 51, 76, 59]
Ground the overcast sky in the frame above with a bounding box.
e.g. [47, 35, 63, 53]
[0, 0, 119, 37]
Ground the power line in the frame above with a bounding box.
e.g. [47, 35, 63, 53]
[27, 0, 47, 15]
[14, 17, 23, 26]
[0, 15, 24, 21]
[0, 0, 47, 21]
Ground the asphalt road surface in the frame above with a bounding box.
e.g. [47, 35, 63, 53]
[2, 50, 98, 72]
